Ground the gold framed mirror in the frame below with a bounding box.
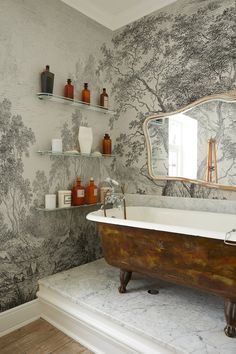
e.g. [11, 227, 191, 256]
[143, 90, 236, 191]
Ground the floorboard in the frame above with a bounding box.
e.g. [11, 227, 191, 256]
[0, 318, 93, 354]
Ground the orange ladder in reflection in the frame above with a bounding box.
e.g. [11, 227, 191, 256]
[206, 137, 218, 183]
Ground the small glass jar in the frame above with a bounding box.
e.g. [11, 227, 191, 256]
[64, 79, 74, 99]
[82, 83, 90, 104]
[102, 133, 112, 155]
[58, 190, 71, 208]
[45, 194, 56, 209]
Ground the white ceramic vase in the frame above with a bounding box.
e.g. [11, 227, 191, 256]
[78, 126, 93, 155]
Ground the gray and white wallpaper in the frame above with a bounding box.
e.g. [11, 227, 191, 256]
[100, 0, 236, 199]
[0, 0, 113, 312]
[0, 0, 236, 312]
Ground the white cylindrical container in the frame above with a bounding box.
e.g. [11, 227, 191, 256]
[45, 194, 56, 209]
[52, 138, 62, 153]
[78, 126, 93, 155]
[58, 190, 71, 208]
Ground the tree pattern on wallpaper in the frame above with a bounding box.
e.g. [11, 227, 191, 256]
[0, 99, 35, 236]
[0, 99, 37, 310]
[99, 0, 236, 198]
[0, 100, 103, 312]
[0, 52, 113, 312]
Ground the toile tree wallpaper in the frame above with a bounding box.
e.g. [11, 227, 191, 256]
[0, 0, 113, 312]
[0, 0, 236, 312]
[99, 0, 236, 199]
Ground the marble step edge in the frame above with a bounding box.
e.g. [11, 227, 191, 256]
[37, 284, 179, 354]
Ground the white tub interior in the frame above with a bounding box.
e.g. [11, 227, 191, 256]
[87, 206, 236, 241]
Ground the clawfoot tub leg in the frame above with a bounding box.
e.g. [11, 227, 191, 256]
[118, 269, 132, 293]
[224, 299, 236, 337]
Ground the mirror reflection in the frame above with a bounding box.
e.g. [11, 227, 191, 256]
[146, 98, 236, 189]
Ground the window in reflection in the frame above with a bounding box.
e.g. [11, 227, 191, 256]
[168, 114, 198, 179]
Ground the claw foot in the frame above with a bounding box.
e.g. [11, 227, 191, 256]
[224, 325, 236, 338]
[119, 269, 132, 294]
[224, 299, 236, 337]
[118, 285, 127, 293]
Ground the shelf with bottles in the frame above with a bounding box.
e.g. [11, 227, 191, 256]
[37, 150, 115, 158]
[36, 203, 101, 212]
[37, 93, 116, 115]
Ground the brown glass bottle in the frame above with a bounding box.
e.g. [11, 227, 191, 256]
[102, 133, 112, 155]
[86, 177, 98, 204]
[82, 83, 90, 104]
[72, 177, 85, 205]
[64, 79, 74, 99]
[100, 88, 108, 109]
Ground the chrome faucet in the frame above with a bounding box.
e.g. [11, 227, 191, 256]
[102, 178, 127, 219]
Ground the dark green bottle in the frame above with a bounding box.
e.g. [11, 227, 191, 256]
[41, 65, 54, 93]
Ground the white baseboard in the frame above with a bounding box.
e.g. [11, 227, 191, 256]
[37, 285, 174, 354]
[0, 299, 41, 337]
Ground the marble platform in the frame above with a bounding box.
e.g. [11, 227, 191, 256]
[38, 259, 236, 354]
[125, 194, 236, 215]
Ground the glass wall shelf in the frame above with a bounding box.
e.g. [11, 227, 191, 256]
[37, 150, 114, 158]
[36, 203, 101, 212]
[37, 93, 116, 115]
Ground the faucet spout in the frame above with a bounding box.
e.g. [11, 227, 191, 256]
[102, 179, 127, 219]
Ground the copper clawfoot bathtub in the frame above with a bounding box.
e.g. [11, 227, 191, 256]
[87, 206, 236, 337]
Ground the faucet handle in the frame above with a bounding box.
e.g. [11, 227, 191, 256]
[105, 177, 119, 186]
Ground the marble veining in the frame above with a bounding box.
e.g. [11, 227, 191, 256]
[125, 194, 236, 215]
[39, 259, 236, 354]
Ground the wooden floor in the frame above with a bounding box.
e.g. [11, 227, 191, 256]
[0, 318, 93, 354]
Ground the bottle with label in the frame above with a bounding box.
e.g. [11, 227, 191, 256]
[86, 177, 98, 204]
[82, 83, 90, 104]
[102, 133, 112, 155]
[64, 79, 74, 99]
[41, 65, 54, 94]
[100, 88, 108, 109]
[72, 177, 85, 205]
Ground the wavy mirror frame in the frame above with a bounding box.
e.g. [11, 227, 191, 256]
[143, 89, 236, 191]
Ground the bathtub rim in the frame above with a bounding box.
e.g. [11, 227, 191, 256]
[86, 206, 236, 241]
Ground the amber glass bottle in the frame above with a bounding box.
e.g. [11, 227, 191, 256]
[86, 178, 98, 204]
[100, 88, 108, 109]
[72, 177, 85, 205]
[82, 83, 90, 104]
[64, 79, 74, 99]
[102, 133, 112, 155]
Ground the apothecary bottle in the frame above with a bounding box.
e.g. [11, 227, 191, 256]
[82, 83, 90, 104]
[86, 177, 98, 204]
[72, 177, 85, 205]
[102, 133, 112, 155]
[100, 88, 108, 109]
[64, 79, 74, 99]
[41, 65, 54, 94]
